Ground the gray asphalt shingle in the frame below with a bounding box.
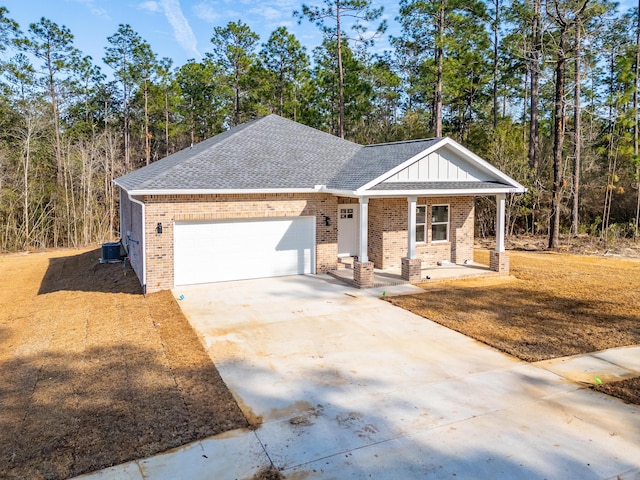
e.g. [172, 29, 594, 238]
[115, 115, 517, 193]
[326, 139, 443, 190]
[116, 115, 361, 191]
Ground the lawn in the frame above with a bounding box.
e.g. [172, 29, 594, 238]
[0, 248, 247, 480]
[388, 249, 640, 403]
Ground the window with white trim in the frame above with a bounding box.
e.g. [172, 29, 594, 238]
[431, 205, 449, 242]
[416, 205, 426, 243]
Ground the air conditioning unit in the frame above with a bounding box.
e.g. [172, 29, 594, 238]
[101, 242, 122, 263]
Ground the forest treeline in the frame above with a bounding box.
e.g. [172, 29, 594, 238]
[1, 0, 639, 252]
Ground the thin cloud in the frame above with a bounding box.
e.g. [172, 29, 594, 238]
[193, 2, 219, 23]
[249, 6, 282, 21]
[74, 0, 110, 19]
[138, 1, 161, 13]
[160, 0, 202, 59]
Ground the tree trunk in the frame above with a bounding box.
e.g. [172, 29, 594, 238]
[549, 27, 567, 250]
[493, 0, 500, 129]
[23, 119, 31, 249]
[571, 18, 582, 235]
[523, 69, 528, 144]
[528, 0, 541, 172]
[46, 52, 63, 185]
[234, 68, 240, 126]
[144, 79, 150, 166]
[434, 0, 445, 137]
[635, 0, 640, 240]
[122, 51, 131, 171]
[279, 70, 285, 117]
[337, 0, 345, 139]
[165, 91, 170, 157]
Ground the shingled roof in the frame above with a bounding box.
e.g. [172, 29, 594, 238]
[326, 139, 443, 191]
[115, 114, 523, 194]
[116, 115, 361, 192]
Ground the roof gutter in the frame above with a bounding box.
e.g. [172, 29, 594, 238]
[121, 187, 323, 196]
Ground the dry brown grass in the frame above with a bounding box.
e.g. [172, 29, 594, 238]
[0, 248, 247, 480]
[387, 249, 640, 404]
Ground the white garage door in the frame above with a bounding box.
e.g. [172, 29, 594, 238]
[174, 217, 316, 286]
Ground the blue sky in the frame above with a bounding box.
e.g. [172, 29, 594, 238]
[4, 0, 637, 75]
[3, 0, 400, 72]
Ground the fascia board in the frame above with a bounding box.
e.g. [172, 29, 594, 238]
[360, 187, 527, 197]
[121, 188, 322, 196]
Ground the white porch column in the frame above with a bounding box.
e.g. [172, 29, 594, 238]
[407, 196, 417, 259]
[358, 197, 369, 263]
[495, 193, 506, 252]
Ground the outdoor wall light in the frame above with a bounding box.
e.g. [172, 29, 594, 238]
[156, 222, 163, 234]
[324, 215, 331, 226]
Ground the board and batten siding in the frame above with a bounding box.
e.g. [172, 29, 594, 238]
[383, 146, 490, 183]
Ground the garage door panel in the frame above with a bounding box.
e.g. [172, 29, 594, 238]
[174, 217, 315, 286]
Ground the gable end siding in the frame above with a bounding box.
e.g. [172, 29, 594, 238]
[383, 146, 489, 183]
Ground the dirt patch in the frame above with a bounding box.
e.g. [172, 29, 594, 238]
[476, 233, 640, 258]
[592, 378, 640, 405]
[252, 465, 284, 480]
[0, 248, 247, 479]
[387, 248, 640, 403]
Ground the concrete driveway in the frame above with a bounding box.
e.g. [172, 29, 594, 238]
[161, 274, 640, 479]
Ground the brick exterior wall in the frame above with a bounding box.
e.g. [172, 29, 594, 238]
[135, 192, 338, 292]
[368, 196, 475, 269]
[368, 198, 405, 268]
[120, 189, 476, 292]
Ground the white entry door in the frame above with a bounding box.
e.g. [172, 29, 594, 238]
[174, 217, 315, 286]
[337, 204, 359, 257]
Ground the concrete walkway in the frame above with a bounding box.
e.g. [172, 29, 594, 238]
[535, 345, 640, 384]
[76, 276, 640, 480]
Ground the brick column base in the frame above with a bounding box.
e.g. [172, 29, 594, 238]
[401, 257, 422, 283]
[490, 251, 510, 274]
[354, 261, 375, 288]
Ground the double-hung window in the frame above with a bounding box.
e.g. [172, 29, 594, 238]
[431, 205, 449, 242]
[416, 206, 426, 243]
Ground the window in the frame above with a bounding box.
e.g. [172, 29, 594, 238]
[416, 206, 426, 243]
[340, 208, 354, 219]
[431, 205, 449, 242]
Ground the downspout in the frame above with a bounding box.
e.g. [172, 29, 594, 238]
[127, 192, 147, 294]
[120, 189, 126, 251]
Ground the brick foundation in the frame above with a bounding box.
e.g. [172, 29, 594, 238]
[490, 250, 510, 274]
[354, 261, 375, 288]
[401, 257, 422, 283]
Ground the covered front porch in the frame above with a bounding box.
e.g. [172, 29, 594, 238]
[328, 256, 498, 288]
[334, 193, 511, 289]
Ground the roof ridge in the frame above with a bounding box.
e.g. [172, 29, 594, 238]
[365, 137, 443, 148]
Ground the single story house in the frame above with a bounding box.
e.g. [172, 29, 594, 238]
[115, 114, 525, 293]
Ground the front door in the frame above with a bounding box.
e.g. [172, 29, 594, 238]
[337, 204, 359, 257]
